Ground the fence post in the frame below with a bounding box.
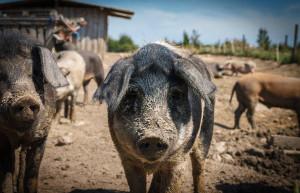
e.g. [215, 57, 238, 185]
[284, 35, 288, 47]
[223, 44, 226, 54]
[291, 24, 298, 63]
[231, 40, 235, 54]
[276, 44, 280, 63]
[242, 34, 246, 53]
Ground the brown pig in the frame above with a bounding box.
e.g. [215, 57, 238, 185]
[230, 73, 300, 130]
[223, 60, 256, 76]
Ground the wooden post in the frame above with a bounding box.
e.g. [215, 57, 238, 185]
[231, 40, 235, 54]
[284, 35, 288, 48]
[242, 34, 246, 53]
[276, 44, 280, 63]
[291, 24, 298, 63]
[37, 27, 44, 44]
[223, 44, 226, 54]
[272, 135, 300, 150]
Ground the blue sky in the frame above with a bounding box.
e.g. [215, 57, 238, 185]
[91, 0, 300, 46]
[1, 0, 300, 46]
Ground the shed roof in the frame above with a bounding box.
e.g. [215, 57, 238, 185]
[0, 0, 134, 19]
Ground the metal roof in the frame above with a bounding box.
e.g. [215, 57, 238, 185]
[0, 0, 134, 19]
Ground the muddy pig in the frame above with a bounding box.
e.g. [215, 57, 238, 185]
[0, 31, 68, 193]
[53, 35, 104, 104]
[230, 73, 300, 130]
[94, 42, 216, 193]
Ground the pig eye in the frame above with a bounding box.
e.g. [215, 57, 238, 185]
[169, 88, 185, 102]
[120, 90, 141, 113]
[168, 87, 190, 121]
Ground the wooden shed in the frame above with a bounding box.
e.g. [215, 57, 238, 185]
[0, 0, 134, 56]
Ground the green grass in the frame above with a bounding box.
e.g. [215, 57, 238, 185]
[194, 45, 299, 64]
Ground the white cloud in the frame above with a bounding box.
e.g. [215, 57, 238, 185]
[108, 7, 299, 46]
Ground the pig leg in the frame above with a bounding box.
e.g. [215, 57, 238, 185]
[53, 100, 63, 121]
[0, 152, 14, 193]
[0, 137, 14, 193]
[246, 102, 257, 129]
[69, 93, 77, 123]
[23, 139, 46, 193]
[122, 160, 146, 193]
[17, 148, 27, 193]
[95, 75, 104, 88]
[234, 103, 246, 129]
[149, 162, 185, 193]
[64, 97, 70, 119]
[95, 76, 104, 104]
[190, 148, 206, 193]
[83, 79, 91, 105]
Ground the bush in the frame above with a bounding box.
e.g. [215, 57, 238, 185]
[108, 35, 138, 52]
[257, 28, 271, 50]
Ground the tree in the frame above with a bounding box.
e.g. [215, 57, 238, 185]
[183, 31, 190, 47]
[257, 28, 271, 50]
[107, 34, 138, 52]
[119, 35, 134, 45]
[190, 29, 200, 48]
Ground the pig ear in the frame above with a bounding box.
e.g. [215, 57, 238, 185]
[199, 95, 215, 157]
[173, 57, 216, 99]
[93, 58, 134, 112]
[174, 57, 216, 158]
[34, 46, 69, 88]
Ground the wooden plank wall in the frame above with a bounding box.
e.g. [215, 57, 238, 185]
[0, 25, 53, 48]
[0, 9, 55, 48]
[57, 7, 107, 58]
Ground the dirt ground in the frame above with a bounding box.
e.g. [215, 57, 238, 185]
[38, 53, 300, 193]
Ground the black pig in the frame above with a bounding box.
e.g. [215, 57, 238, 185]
[94, 42, 216, 193]
[0, 31, 68, 193]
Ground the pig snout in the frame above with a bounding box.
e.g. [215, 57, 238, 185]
[10, 96, 40, 124]
[137, 137, 169, 161]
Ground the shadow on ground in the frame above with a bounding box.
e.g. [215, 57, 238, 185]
[69, 189, 127, 193]
[216, 182, 292, 193]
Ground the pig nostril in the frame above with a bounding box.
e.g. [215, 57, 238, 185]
[30, 105, 40, 113]
[156, 142, 168, 150]
[138, 138, 169, 153]
[139, 142, 150, 150]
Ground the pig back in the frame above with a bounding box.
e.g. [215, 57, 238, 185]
[254, 73, 300, 109]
